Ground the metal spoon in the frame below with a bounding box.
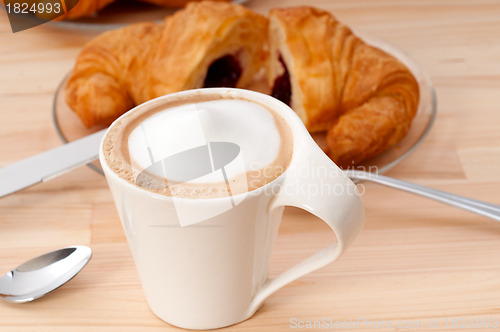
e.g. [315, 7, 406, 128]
[0, 245, 92, 303]
[346, 170, 500, 222]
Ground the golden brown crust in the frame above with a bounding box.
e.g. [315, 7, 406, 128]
[65, 22, 161, 128]
[330, 44, 419, 166]
[146, 1, 268, 99]
[268, 7, 346, 133]
[66, 1, 268, 128]
[268, 7, 419, 166]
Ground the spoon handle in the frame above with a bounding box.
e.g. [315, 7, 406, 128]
[346, 170, 500, 222]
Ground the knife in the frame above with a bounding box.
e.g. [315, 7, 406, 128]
[0, 129, 106, 198]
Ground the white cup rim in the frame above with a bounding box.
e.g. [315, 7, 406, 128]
[99, 88, 309, 202]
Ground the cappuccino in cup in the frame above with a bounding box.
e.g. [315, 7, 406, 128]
[102, 91, 293, 199]
[99, 88, 364, 330]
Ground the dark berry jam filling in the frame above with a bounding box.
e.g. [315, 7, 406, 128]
[271, 55, 291, 106]
[203, 55, 242, 88]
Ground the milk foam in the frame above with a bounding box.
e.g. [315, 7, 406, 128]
[102, 93, 293, 199]
[128, 100, 282, 184]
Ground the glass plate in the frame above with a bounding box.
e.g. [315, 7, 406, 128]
[53, 32, 437, 176]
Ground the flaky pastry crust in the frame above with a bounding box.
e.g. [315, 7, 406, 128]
[62, 0, 115, 19]
[66, 3, 420, 166]
[268, 7, 419, 166]
[65, 1, 268, 127]
[66, 22, 162, 127]
[146, 1, 268, 99]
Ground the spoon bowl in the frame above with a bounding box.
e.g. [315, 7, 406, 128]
[0, 245, 92, 303]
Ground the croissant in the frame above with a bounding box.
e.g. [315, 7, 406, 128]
[61, 0, 115, 19]
[67, 3, 420, 166]
[66, 1, 268, 127]
[65, 22, 161, 127]
[268, 7, 419, 166]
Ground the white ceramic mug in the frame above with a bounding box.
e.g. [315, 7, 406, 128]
[99, 88, 364, 330]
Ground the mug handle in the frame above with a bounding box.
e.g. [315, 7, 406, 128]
[248, 142, 364, 314]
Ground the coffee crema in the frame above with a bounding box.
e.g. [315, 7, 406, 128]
[102, 92, 293, 199]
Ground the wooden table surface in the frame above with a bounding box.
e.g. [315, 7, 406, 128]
[1, 0, 500, 331]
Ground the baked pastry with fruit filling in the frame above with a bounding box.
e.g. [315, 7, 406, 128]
[268, 7, 420, 166]
[66, 1, 268, 127]
[146, 1, 268, 100]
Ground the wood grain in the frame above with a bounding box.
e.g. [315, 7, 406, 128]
[1, 1, 500, 331]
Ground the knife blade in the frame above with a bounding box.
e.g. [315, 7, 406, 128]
[0, 129, 106, 198]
